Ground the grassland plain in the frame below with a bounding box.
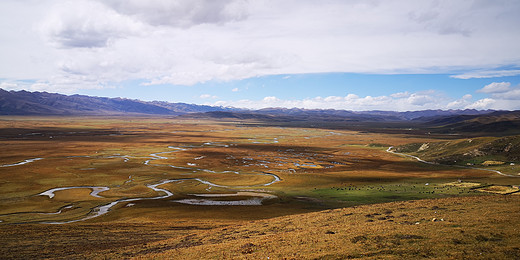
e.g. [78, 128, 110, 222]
[0, 116, 519, 258]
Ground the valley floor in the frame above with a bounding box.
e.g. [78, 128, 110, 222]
[0, 117, 519, 259]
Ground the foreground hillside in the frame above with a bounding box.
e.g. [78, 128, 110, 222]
[1, 195, 519, 259]
[143, 195, 520, 259]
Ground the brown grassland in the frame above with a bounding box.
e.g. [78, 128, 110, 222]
[0, 116, 519, 259]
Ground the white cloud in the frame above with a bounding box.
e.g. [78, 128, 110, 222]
[464, 98, 520, 110]
[0, 82, 19, 91]
[103, 0, 248, 28]
[451, 70, 520, 79]
[390, 91, 410, 98]
[407, 93, 435, 105]
[212, 89, 520, 111]
[447, 94, 472, 109]
[40, 0, 146, 48]
[324, 96, 343, 102]
[474, 81, 520, 102]
[460, 82, 520, 110]
[465, 98, 496, 110]
[231, 87, 239, 92]
[477, 82, 511, 93]
[490, 88, 520, 100]
[200, 94, 217, 99]
[213, 91, 458, 111]
[262, 96, 279, 103]
[1, 0, 519, 91]
[0, 77, 108, 93]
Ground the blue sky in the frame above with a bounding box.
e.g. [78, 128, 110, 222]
[78, 72, 520, 108]
[1, 1, 520, 111]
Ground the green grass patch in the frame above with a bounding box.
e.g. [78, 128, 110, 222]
[311, 182, 480, 206]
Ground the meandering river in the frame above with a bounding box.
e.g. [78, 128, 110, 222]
[4, 143, 282, 224]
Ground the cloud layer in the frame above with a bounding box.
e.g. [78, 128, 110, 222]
[1, 1, 520, 111]
[477, 82, 511, 94]
[476, 81, 520, 101]
[1, 0, 519, 91]
[210, 83, 520, 111]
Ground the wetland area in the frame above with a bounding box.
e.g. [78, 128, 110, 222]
[1, 116, 519, 259]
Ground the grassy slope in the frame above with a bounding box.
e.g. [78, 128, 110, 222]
[1, 195, 519, 259]
[153, 195, 520, 260]
[392, 135, 520, 174]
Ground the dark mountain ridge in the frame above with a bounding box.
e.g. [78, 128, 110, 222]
[0, 89, 232, 116]
[2, 88, 520, 135]
[254, 107, 492, 121]
[0, 89, 509, 122]
[1, 88, 496, 119]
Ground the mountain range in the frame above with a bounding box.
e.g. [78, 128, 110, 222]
[0, 89, 233, 116]
[2, 88, 520, 136]
[0, 88, 493, 118]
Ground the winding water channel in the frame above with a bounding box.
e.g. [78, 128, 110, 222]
[38, 176, 279, 224]
[1, 143, 281, 224]
[0, 158, 43, 167]
[3, 142, 516, 224]
[39, 187, 110, 199]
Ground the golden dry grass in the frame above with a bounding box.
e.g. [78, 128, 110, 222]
[482, 160, 506, 166]
[477, 185, 519, 194]
[0, 195, 518, 259]
[443, 181, 482, 188]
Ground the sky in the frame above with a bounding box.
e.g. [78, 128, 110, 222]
[1, 0, 520, 111]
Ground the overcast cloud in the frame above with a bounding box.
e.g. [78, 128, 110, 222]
[1, 0, 520, 110]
